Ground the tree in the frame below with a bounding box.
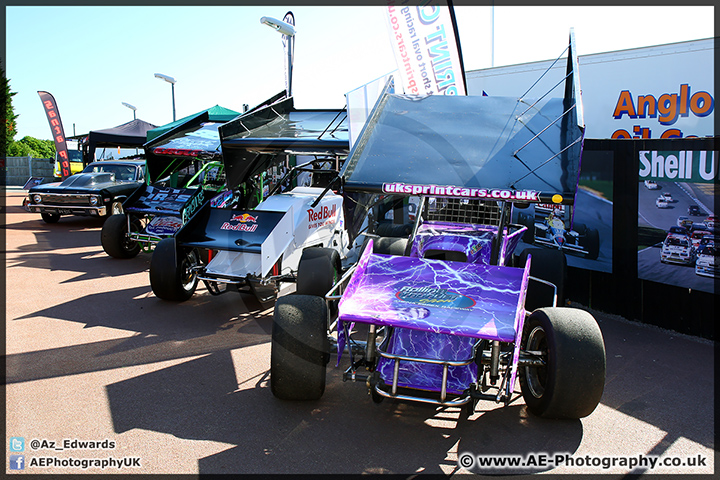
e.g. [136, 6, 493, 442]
[2, 65, 57, 159]
[8, 136, 56, 158]
[2, 63, 19, 157]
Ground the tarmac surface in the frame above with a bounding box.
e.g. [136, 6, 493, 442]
[4, 189, 715, 476]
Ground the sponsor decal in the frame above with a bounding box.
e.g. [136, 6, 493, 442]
[396, 285, 476, 309]
[182, 190, 205, 219]
[153, 147, 202, 157]
[230, 213, 258, 223]
[468, 241, 484, 256]
[537, 203, 566, 211]
[638, 150, 719, 183]
[382, 182, 539, 201]
[146, 216, 183, 236]
[221, 222, 258, 232]
[611, 83, 714, 139]
[386, 3, 466, 96]
[144, 189, 192, 204]
[308, 204, 338, 230]
[308, 204, 337, 222]
[221, 212, 258, 232]
[210, 190, 234, 208]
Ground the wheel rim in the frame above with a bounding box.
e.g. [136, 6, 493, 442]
[122, 229, 137, 252]
[524, 325, 548, 399]
[180, 250, 199, 291]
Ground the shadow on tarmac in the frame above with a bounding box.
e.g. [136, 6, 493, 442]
[105, 351, 583, 475]
[5, 193, 714, 475]
[7, 287, 274, 384]
[7, 249, 150, 283]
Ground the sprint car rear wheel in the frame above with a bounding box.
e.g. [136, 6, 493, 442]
[519, 248, 566, 311]
[373, 236, 409, 256]
[271, 294, 329, 400]
[376, 222, 412, 238]
[297, 248, 340, 318]
[41, 212, 60, 224]
[519, 307, 606, 419]
[101, 214, 141, 259]
[297, 248, 340, 297]
[150, 238, 199, 301]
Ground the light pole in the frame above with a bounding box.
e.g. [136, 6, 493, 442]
[154, 73, 176, 121]
[261, 12, 295, 98]
[122, 102, 139, 155]
[121, 102, 137, 120]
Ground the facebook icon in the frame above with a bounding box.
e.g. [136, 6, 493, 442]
[9, 455, 25, 470]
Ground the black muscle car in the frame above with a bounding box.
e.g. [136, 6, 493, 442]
[26, 160, 145, 223]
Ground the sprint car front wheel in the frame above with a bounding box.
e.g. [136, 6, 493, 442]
[101, 214, 140, 259]
[149, 238, 199, 301]
[519, 307, 606, 419]
[270, 294, 329, 400]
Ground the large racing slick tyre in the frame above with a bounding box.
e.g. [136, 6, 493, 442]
[101, 214, 141, 259]
[373, 237, 409, 256]
[519, 248, 566, 311]
[41, 212, 60, 224]
[376, 222, 412, 238]
[271, 295, 329, 400]
[519, 307, 606, 419]
[297, 247, 340, 318]
[297, 248, 340, 297]
[149, 238, 199, 301]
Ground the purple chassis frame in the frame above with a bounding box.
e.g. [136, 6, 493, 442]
[334, 221, 531, 405]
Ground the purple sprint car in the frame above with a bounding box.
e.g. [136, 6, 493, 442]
[269, 31, 606, 420]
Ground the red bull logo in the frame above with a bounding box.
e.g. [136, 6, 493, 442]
[222, 212, 258, 232]
[230, 213, 258, 223]
[308, 204, 337, 223]
[221, 222, 258, 232]
[307, 204, 338, 230]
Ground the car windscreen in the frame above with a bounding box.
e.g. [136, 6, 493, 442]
[83, 164, 137, 181]
[666, 237, 689, 247]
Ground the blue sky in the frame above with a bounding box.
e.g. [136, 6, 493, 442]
[5, 5, 714, 143]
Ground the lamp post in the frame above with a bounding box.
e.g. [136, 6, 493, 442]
[121, 102, 137, 120]
[261, 12, 295, 98]
[154, 73, 176, 121]
[122, 102, 139, 155]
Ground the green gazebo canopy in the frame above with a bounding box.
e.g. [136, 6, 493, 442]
[146, 105, 241, 141]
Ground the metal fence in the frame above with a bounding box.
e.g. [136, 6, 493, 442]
[1, 156, 55, 186]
